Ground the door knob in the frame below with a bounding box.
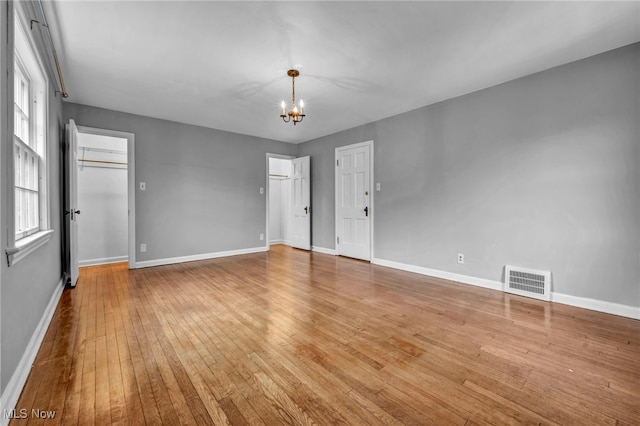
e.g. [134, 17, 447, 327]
[364, 206, 368, 217]
[74, 210, 81, 215]
[304, 206, 309, 214]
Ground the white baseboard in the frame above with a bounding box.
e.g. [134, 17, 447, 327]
[371, 257, 640, 320]
[312, 246, 337, 255]
[1, 278, 65, 426]
[79, 255, 128, 267]
[371, 257, 502, 291]
[134, 246, 268, 269]
[551, 292, 640, 320]
[269, 240, 291, 246]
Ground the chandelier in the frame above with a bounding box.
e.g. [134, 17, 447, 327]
[280, 69, 305, 125]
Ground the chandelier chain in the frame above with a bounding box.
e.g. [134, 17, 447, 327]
[291, 76, 296, 107]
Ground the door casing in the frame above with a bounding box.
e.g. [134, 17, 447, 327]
[76, 125, 136, 269]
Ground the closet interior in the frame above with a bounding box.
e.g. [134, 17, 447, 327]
[268, 157, 293, 245]
[77, 132, 128, 266]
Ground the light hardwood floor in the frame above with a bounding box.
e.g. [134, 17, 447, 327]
[10, 245, 640, 425]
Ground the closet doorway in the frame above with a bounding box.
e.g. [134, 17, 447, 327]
[76, 126, 135, 267]
[267, 155, 294, 247]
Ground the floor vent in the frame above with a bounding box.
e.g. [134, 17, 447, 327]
[504, 265, 551, 301]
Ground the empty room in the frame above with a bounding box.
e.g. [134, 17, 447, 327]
[1, 1, 639, 425]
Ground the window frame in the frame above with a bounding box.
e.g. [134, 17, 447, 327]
[6, 6, 52, 266]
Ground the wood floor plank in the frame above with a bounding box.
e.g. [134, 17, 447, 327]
[10, 246, 640, 425]
[94, 335, 111, 425]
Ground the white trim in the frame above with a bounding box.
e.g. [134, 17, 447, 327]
[551, 292, 640, 320]
[335, 140, 374, 261]
[6, 229, 54, 266]
[372, 257, 640, 320]
[372, 257, 502, 291]
[135, 246, 268, 269]
[312, 246, 337, 256]
[0, 278, 64, 426]
[76, 126, 135, 270]
[79, 256, 128, 267]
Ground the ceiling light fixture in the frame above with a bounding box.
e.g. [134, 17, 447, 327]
[280, 69, 305, 125]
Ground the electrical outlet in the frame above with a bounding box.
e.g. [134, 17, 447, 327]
[259, 233, 264, 241]
[140, 243, 147, 253]
[457, 253, 464, 264]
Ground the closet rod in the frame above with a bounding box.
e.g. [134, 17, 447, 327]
[269, 173, 289, 178]
[79, 159, 127, 166]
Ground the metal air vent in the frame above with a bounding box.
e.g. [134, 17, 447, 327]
[504, 265, 551, 301]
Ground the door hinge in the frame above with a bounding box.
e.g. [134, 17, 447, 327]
[336, 159, 339, 166]
[337, 236, 340, 244]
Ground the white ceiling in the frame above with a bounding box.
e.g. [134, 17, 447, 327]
[44, 1, 640, 144]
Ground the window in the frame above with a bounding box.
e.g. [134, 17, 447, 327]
[6, 9, 52, 265]
[14, 58, 41, 239]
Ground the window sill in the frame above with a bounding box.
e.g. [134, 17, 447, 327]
[6, 229, 54, 266]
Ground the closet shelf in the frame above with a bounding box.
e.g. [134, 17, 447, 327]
[78, 146, 127, 155]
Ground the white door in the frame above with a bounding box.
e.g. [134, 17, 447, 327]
[66, 119, 80, 286]
[290, 156, 311, 250]
[336, 142, 372, 261]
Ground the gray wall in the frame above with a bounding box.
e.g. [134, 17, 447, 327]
[299, 43, 640, 308]
[1, 2, 65, 392]
[62, 103, 298, 262]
